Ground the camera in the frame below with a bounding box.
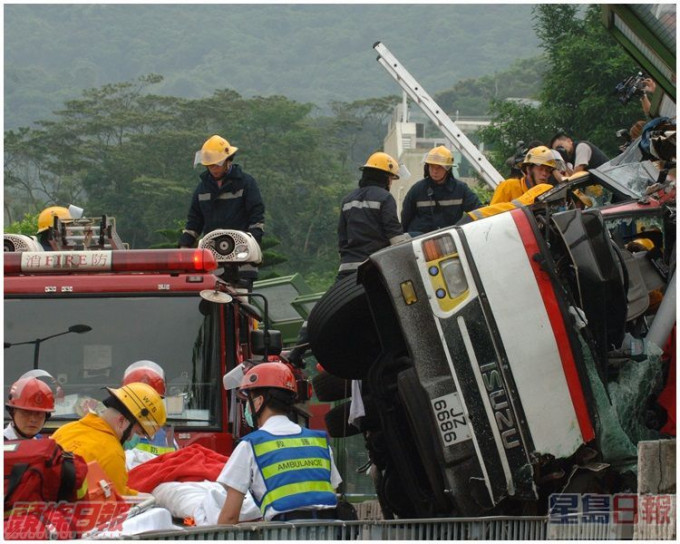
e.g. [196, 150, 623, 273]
[614, 72, 647, 105]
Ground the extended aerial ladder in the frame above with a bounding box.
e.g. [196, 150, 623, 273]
[374, 41, 503, 189]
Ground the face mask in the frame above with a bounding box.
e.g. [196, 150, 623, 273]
[124, 434, 142, 450]
[244, 402, 255, 427]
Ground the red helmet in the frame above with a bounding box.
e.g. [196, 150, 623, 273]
[6, 377, 55, 413]
[123, 360, 166, 396]
[238, 362, 297, 398]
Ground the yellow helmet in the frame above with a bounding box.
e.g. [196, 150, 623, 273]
[424, 146, 454, 168]
[37, 206, 72, 233]
[194, 135, 238, 167]
[626, 237, 655, 252]
[361, 152, 400, 179]
[522, 146, 557, 169]
[106, 382, 167, 438]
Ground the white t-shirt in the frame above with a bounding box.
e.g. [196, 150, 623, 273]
[4, 423, 21, 440]
[216, 415, 342, 521]
[574, 142, 593, 169]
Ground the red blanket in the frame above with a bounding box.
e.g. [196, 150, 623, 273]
[128, 444, 228, 493]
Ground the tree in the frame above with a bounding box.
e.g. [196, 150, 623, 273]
[480, 5, 643, 175]
[4, 75, 358, 288]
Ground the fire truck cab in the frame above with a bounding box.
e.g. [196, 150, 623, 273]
[3, 216, 306, 455]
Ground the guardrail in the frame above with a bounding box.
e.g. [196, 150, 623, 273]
[123, 516, 548, 540]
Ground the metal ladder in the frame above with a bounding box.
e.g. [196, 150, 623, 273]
[374, 41, 503, 188]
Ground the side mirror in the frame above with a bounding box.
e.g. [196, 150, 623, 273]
[251, 329, 283, 356]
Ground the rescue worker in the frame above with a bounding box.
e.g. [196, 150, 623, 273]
[490, 145, 557, 205]
[179, 134, 265, 247]
[217, 362, 341, 524]
[337, 151, 409, 281]
[36, 206, 72, 251]
[400, 145, 480, 235]
[52, 382, 166, 496]
[4, 376, 55, 440]
[122, 360, 178, 452]
[461, 182, 554, 223]
[549, 132, 609, 175]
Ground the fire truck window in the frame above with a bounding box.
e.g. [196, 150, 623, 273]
[4, 295, 224, 430]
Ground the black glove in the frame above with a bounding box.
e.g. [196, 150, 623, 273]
[178, 232, 196, 248]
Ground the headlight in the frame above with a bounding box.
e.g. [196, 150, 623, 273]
[421, 233, 470, 312]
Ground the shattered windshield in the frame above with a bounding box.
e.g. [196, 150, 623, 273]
[4, 295, 226, 429]
[590, 140, 662, 198]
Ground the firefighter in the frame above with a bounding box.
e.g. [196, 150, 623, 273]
[549, 132, 609, 175]
[461, 182, 554, 223]
[4, 377, 55, 440]
[179, 134, 265, 248]
[122, 360, 178, 452]
[400, 145, 481, 236]
[490, 145, 557, 205]
[217, 362, 342, 524]
[52, 382, 166, 496]
[36, 206, 72, 251]
[337, 151, 409, 281]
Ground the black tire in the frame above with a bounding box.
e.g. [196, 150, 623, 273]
[308, 274, 380, 379]
[324, 401, 361, 438]
[312, 371, 352, 402]
[397, 367, 456, 515]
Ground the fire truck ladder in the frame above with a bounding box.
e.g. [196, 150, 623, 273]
[374, 41, 503, 189]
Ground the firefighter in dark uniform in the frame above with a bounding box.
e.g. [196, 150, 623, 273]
[400, 146, 481, 236]
[180, 135, 265, 247]
[179, 134, 265, 287]
[337, 151, 409, 281]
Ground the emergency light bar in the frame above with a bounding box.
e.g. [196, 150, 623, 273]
[4, 249, 218, 275]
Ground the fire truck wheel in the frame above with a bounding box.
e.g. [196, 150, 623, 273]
[308, 274, 380, 379]
[324, 401, 361, 438]
[312, 371, 352, 402]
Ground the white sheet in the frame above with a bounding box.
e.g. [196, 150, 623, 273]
[88, 507, 181, 538]
[152, 480, 261, 525]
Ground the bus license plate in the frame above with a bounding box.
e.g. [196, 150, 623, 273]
[431, 392, 471, 447]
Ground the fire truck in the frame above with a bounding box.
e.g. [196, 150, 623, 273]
[3, 216, 311, 454]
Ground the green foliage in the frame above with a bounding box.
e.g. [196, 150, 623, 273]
[480, 5, 643, 174]
[4, 213, 39, 236]
[435, 57, 547, 116]
[470, 183, 494, 207]
[4, 75, 354, 283]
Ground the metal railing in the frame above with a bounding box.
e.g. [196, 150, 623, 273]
[123, 516, 548, 541]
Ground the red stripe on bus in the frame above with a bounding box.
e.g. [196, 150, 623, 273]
[510, 210, 595, 442]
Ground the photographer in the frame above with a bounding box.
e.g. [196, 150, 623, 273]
[640, 78, 657, 119]
[550, 132, 609, 175]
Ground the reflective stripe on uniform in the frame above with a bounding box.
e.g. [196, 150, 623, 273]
[389, 233, 411, 245]
[182, 229, 199, 238]
[415, 199, 463, 208]
[510, 199, 524, 207]
[261, 457, 331, 480]
[135, 443, 176, 456]
[338, 262, 361, 272]
[342, 200, 381, 211]
[249, 222, 265, 231]
[259, 480, 336, 512]
[253, 436, 329, 456]
[217, 190, 244, 200]
[469, 209, 486, 220]
[198, 193, 211, 201]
